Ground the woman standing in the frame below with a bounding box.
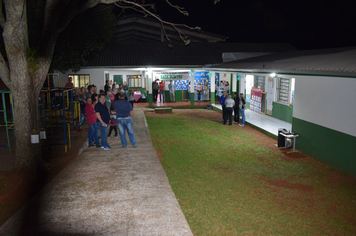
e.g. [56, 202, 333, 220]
[239, 93, 246, 127]
[225, 81, 230, 94]
[203, 81, 209, 100]
[123, 81, 128, 95]
[128, 90, 135, 108]
[233, 92, 240, 124]
[196, 81, 202, 101]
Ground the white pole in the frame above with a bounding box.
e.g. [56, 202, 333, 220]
[232, 73, 237, 93]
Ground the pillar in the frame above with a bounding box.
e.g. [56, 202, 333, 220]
[232, 73, 237, 97]
[210, 72, 216, 104]
[190, 70, 195, 105]
[147, 70, 153, 106]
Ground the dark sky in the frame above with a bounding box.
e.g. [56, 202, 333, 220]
[152, 0, 356, 50]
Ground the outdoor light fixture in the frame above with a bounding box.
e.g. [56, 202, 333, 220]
[270, 73, 276, 77]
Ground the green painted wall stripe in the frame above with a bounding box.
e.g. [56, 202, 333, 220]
[292, 117, 356, 176]
[269, 102, 293, 123]
[147, 93, 153, 106]
[210, 92, 215, 104]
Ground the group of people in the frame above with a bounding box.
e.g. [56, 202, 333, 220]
[219, 91, 246, 126]
[216, 80, 230, 97]
[195, 81, 210, 101]
[76, 79, 137, 150]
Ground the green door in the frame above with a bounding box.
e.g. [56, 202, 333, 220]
[113, 75, 123, 85]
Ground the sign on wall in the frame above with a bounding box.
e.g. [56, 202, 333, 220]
[250, 87, 264, 113]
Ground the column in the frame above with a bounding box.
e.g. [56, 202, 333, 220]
[190, 70, 195, 105]
[147, 69, 153, 106]
[232, 73, 238, 98]
[210, 72, 216, 104]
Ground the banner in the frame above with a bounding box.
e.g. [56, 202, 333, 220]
[250, 87, 263, 113]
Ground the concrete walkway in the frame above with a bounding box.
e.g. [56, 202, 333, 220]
[0, 109, 192, 236]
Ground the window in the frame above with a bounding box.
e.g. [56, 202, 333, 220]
[276, 77, 291, 104]
[69, 74, 90, 88]
[127, 75, 142, 87]
[254, 76, 266, 90]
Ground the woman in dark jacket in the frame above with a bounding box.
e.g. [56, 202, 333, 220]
[239, 93, 246, 127]
[233, 92, 240, 124]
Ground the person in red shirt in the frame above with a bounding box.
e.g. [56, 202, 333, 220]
[159, 80, 165, 103]
[65, 77, 74, 87]
[85, 97, 100, 147]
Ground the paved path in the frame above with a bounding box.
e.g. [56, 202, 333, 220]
[0, 109, 192, 236]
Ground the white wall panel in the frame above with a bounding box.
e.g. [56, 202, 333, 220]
[293, 76, 356, 137]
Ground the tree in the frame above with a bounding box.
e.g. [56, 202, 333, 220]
[51, 5, 116, 73]
[0, 0, 211, 176]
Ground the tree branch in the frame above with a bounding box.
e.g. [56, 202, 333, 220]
[0, 0, 5, 28]
[165, 0, 188, 16]
[0, 52, 10, 90]
[117, 0, 200, 44]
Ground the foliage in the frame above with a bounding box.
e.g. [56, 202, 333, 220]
[50, 5, 116, 73]
[145, 112, 356, 235]
[26, 47, 40, 76]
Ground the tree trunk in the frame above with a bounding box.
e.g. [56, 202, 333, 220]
[11, 73, 43, 176]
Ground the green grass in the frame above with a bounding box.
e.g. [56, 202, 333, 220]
[145, 112, 356, 235]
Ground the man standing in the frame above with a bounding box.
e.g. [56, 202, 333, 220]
[152, 79, 159, 103]
[168, 80, 176, 102]
[159, 80, 165, 103]
[85, 97, 100, 147]
[104, 80, 109, 94]
[95, 94, 112, 150]
[219, 91, 228, 121]
[113, 92, 137, 148]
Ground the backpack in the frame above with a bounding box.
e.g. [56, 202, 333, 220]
[153, 82, 159, 90]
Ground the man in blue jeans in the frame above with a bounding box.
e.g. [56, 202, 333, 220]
[95, 94, 112, 150]
[113, 92, 137, 148]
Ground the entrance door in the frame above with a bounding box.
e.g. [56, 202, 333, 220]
[113, 75, 123, 85]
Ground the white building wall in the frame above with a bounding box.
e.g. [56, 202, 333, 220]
[293, 76, 356, 137]
[56, 68, 144, 92]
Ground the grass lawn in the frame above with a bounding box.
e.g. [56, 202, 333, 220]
[145, 110, 356, 236]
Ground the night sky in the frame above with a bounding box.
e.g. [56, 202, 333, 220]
[152, 0, 356, 50]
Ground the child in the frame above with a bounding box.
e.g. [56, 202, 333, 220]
[107, 108, 118, 138]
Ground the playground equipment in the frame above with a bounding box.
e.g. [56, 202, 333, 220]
[0, 90, 14, 153]
[0, 86, 81, 154]
[38, 87, 81, 153]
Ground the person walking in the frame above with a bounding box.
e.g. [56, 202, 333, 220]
[219, 91, 228, 121]
[95, 94, 112, 150]
[224, 94, 235, 125]
[233, 92, 240, 124]
[168, 80, 176, 102]
[113, 92, 138, 148]
[239, 93, 246, 127]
